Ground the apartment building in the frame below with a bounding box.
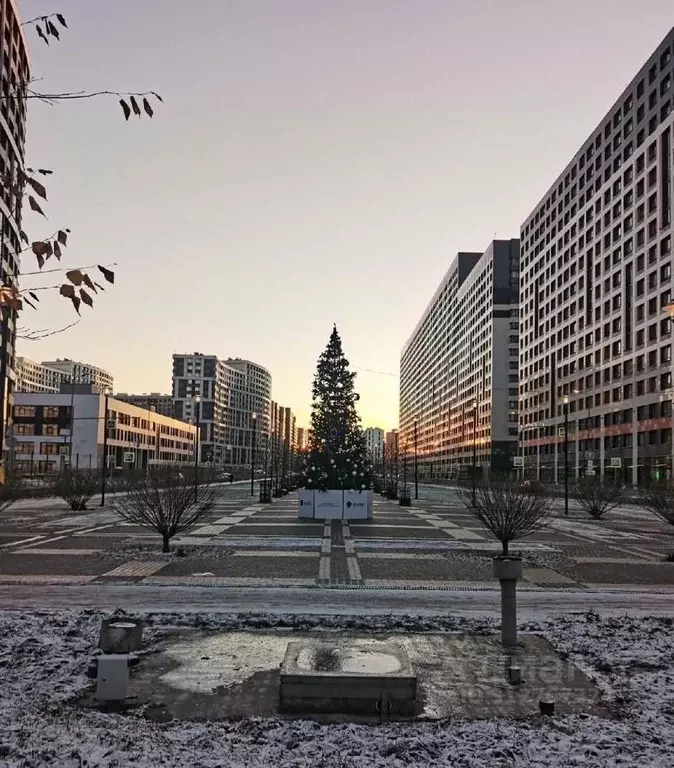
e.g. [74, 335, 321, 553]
[400, 241, 520, 478]
[363, 427, 385, 462]
[519, 28, 674, 484]
[15, 357, 69, 394]
[172, 353, 271, 468]
[296, 427, 308, 452]
[115, 393, 178, 419]
[12, 386, 196, 473]
[268, 401, 296, 481]
[0, 1, 30, 462]
[40, 358, 114, 393]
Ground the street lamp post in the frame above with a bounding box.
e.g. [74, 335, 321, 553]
[414, 419, 419, 499]
[250, 413, 257, 496]
[100, 388, 111, 507]
[193, 394, 201, 503]
[563, 394, 569, 516]
[471, 399, 478, 503]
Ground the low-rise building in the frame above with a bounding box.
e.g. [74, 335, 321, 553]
[12, 385, 196, 474]
[15, 357, 69, 394]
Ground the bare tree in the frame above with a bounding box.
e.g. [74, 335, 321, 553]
[111, 466, 216, 552]
[457, 477, 553, 556]
[574, 477, 625, 520]
[637, 482, 674, 526]
[52, 469, 98, 510]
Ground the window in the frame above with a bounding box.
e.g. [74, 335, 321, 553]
[14, 406, 36, 418]
[40, 443, 60, 455]
[15, 442, 34, 454]
[43, 424, 59, 437]
[15, 424, 35, 436]
[43, 407, 59, 419]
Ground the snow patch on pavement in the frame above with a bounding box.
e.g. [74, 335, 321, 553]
[1, 609, 674, 766]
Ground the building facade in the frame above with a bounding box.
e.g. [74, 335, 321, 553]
[0, 0, 29, 465]
[400, 241, 520, 478]
[40, 358, 114, 393]
[172, 353, 271, 468]
[12, 387, 196, 473]
[15, 357, 69, 394]
[519, 28, 674, 484]
[363, 427, 385, 463]
[268, 401, 297, 483]
[115, 393, 178, 419]
[296, 427, 308, 452]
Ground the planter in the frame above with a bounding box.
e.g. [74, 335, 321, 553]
[492, 556, 523, 581]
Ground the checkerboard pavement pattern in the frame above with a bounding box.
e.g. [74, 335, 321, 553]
[1, 486, 674, 590]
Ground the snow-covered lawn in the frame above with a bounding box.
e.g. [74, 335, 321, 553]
[1, 609, 673, 767]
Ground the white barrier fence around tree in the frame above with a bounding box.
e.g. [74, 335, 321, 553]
[298, 489, 373, 520]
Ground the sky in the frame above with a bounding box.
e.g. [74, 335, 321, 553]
[17, 0, 674, 430]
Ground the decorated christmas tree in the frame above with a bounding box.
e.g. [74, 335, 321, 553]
[304, 326, 372, 492]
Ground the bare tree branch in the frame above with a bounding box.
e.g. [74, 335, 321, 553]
[457, 477, 553, 556]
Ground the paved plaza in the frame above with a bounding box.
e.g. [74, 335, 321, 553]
[1, 484, 673, 591]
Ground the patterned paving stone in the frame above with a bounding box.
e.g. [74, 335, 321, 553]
[0, 553, 107, 575]
[522, 567, 577, 586]
[101, 561, 168, 578]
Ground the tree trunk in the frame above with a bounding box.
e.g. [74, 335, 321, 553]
[162, 533, 170, 553]
[502, 539, 509, 557]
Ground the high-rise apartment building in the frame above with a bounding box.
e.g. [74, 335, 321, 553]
[363, 427, 385, 461]
[40, 359, 114, 393]
[0, 1, 29, 464]
[172, 353, 271, 467]
[268, 401, 296, 481]
[296, 427, 308, 452]
[400, 241, 520, 478]
[519, 28, 674, 484]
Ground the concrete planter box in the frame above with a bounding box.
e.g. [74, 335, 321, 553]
[298, 490, 373, 520]
[279, 640, 417, 715]
[492, 556, 523, 581]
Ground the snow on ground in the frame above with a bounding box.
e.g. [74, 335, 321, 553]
[1, 609, 674, 767]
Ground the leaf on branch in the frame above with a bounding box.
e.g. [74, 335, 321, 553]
[35, 253, 44, 270]
[0, 286, 22, 310]
[59, 284, 75, 298]
[23, 297, 36, 310]
[119, 99, 131, 121]
[151, 91, 163, 103]
[98, 265, 115, 284]
[53, 241, 62, 260]
[46, 20, 60, 40]
[66, 269, 84, 286]
[57, 230, 68, 247]
[37, 169, 53, 175]
[31, 241, 51, 257]
[82, 274, 97, 293]
[130, 96, 141, 117]
[28, 292, 40, 303]
[19, 230, 29, 245]
[28, 196, 46, 217]
[56, 13, 68, 28]
[71, 295, 81, 314]
[79, 289, 93, 308]
[142, 97, 154, 118]
[27, 177, 47, 200]
[35, 25, 49, 45]
[94, 282, 105, 292]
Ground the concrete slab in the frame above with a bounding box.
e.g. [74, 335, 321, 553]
[114, 628, 605, 723]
